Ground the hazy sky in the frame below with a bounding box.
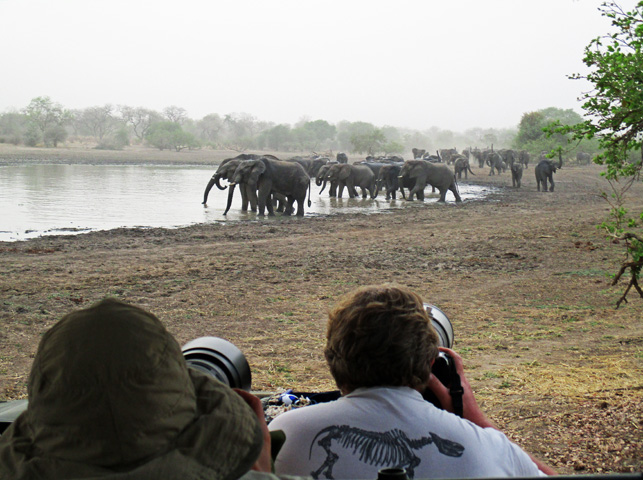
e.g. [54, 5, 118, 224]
[0, 0, 636, 131]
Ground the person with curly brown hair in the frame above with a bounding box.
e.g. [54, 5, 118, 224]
[269, 284, 556, 479]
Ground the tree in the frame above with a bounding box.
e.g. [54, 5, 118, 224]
[197, 113, 224, 143]
[260, 124, 292, 151]
[514, 108, 581, 155]
[350, 129, 386, 155]
[163, 105, 187, 124]
[382, 141, 405, 155]
[0, 111, 27, 145]
[78, 105, 118, 141]
[22, 96, 71, 146]
[119, 106, 162, 141]
[300, 119, 336, 149]
[546, 1, 643, 307]
[336, 121, 377, 153]
[145, 121, 199, 151]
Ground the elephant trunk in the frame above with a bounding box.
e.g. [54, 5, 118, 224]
[203, 177, 216, 205]
[558, 151, 563, 169]
[214, 173, 228, 190]
[318, 179, 327, 195]
[223, 183, 236, 216]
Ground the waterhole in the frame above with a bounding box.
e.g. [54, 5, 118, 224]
[0, 164, 494, 242]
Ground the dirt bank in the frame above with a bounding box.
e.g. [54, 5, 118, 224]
[0, 145, 641, 473]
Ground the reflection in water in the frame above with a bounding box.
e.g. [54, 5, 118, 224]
[0, 164, 495, 242]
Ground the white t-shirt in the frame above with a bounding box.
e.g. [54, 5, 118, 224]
[268, 386, 544, 479]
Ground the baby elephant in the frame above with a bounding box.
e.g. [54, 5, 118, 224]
[511, 163, 523, 188]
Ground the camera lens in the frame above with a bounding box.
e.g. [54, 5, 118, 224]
[182, 337, 252, 391]
[424, 303, 454, 348]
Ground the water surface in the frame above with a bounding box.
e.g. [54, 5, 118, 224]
[0, 164, 493, 242]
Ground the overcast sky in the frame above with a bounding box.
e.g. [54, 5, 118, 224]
[0, 0, 636, 132]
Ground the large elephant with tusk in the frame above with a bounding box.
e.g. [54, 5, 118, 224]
[397, 160, 462, 203]
[227, 157, 311, 216]
[202, 154, 279, 210]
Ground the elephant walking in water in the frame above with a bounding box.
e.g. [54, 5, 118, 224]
[375, 163, 410, 200]
[397, 160, 462, 203]
[202, 153, 279, 211]
[324, 163, 377, 199]
[535, 152, 563, 192]
[229, 157, 311, 216]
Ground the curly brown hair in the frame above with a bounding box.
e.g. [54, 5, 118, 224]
[324, 284, 439, 393]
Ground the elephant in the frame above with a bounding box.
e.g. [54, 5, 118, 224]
[315, 162, 340, 197]
[518, 150, 530, 169]
[511, 162, 523, 188]
[486, 151, 505, 175]
[439, 148, 458, 165]
[375, 163, 411, 200]
[499, 149, 518, 169]
[358, 161, 387, 182]
[336, 152, 348, 164]
[576, 151, 592, 165]
[365, 155, 404, 164]
[453, 156, 475, 179]
[286, 156, 329, 178]
[423, 152, 442, 163]
[412, 148, 426, 159]
[397, 160, 462, 203]
[202, 153, 278, 210]
[535, 152, 563, 192]
[324, 163, 376, 199]
[227, 157, 311, 216]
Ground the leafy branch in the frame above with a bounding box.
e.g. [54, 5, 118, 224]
[545, 1, 643, 307]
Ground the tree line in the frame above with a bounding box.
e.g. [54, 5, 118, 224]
[0, 97, 597, 161]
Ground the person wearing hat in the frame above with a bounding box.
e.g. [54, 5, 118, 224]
[0, 298, 275, 480]
[268, 284, 557, 479]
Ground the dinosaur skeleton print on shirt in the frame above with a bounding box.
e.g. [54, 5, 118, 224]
[308, 425, 465, 479]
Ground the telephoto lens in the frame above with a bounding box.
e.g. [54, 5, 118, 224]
[424, 303, 454, 349]
[182, 337, 252, 391]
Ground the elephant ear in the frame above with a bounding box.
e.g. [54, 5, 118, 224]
[339, 164, 351, 180]
[248, 160, 266, 185]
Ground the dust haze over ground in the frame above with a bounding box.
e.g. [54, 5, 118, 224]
[0, 144, 641, 474]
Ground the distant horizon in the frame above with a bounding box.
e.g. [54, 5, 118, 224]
[1, 0, 637, 132]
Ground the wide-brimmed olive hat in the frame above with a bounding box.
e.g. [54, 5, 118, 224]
[0, 299, 264, 480]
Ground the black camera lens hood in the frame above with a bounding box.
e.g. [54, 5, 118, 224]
[182, 337, 252, 391]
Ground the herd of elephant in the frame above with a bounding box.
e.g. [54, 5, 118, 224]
[202, 148, 564, 217]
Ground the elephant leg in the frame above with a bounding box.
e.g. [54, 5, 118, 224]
[346, 181, 357, 199]
[258, 186, 273, 216]
[295, 196, 305, 216]
[243, 184, 258, 212]
[330, 182, 337, 197]
[549, 176, 555, 192]
[451, 185, 462, 202]
[406, 187, 417, 201]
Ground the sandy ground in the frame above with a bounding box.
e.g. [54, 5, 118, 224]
[0, 144, 641, 473]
